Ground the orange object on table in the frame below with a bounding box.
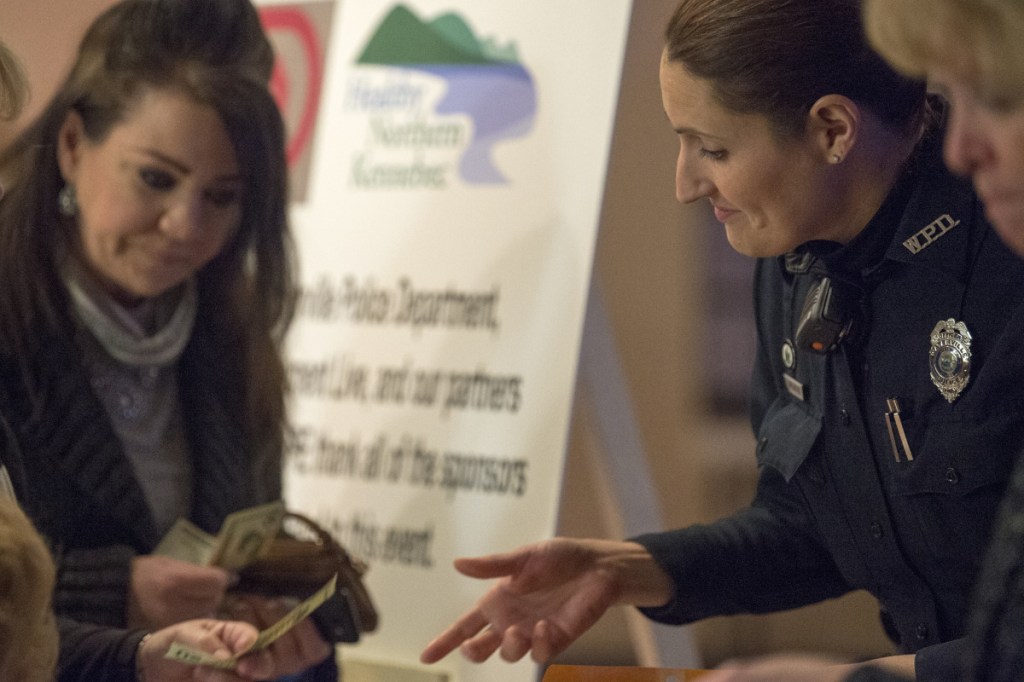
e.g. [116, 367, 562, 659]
[542, 664, 709, 682]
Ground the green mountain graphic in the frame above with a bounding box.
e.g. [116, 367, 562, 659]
[357, 4, 519, 65]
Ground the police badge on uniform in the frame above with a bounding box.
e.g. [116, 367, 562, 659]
[929, 318, 972, 403]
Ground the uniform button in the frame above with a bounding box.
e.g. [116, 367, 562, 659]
[916, 623, 929, 640]
[758, 437, 768, 453]
[870, 522, 884, 539]
[781, 342, 796, 369]
[945, 468, 960, 485]
[840, 409, 851, 426]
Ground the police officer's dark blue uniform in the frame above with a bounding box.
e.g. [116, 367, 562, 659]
[633, 115, 1024, 681]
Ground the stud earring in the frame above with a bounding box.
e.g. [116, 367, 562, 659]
[831, 153, 843, 164]
[58, 184, 78, 217]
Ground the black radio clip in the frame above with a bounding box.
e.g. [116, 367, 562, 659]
[795, 275, 859, 354]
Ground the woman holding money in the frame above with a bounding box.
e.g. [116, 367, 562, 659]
[0, 0, 336, 679]
[0, 32, 330, 682]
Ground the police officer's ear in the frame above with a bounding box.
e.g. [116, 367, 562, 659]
[806, 94, 860, 165]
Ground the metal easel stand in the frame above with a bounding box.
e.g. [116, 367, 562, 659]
[568, 279, 701, 670]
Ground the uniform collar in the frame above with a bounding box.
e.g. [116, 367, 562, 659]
[881, 112, 981, 283]
[784, 111, 983, 285]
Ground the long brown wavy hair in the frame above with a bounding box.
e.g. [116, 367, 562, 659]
[0, 0, 296, 465]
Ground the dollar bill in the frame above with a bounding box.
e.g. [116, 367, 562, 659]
[164, 574, 338, 670]
[164, 641, 239, 669]
[207, 500, 286, 570]
[153, 519, 218, 565]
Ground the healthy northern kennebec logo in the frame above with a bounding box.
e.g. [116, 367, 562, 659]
[345, 4, 537, 188]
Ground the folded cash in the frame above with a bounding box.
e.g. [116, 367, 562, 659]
[153, 519, 217, 566]
[155, 500, 286, 570]
[164, 573, 338, 669]
[207, 501, 287, 571]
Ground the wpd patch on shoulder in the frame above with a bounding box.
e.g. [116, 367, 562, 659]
[903, 213, 960, 254]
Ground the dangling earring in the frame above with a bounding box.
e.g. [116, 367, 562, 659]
[58, 184, 78, 217]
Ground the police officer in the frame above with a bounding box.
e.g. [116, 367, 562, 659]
[418, 1, 1024, 680]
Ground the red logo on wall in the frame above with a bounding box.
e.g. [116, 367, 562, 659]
[259, 3, 334, 202]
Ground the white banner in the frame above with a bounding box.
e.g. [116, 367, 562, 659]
[258, 2, 633, 680]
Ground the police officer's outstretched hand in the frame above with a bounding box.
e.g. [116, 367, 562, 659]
[420, 537, 674, 665]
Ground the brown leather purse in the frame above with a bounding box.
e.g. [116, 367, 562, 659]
[234, 511, 379, 641]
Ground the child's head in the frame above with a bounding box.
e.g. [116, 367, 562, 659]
[0, 497, 57, 681]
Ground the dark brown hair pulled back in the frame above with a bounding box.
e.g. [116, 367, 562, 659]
[665, 0, 927, 138]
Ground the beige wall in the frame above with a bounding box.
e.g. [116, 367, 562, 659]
[0, 0, 892, 670]
[0, 0, 116, 147]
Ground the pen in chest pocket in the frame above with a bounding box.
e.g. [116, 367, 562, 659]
[884, 398, 914, 462]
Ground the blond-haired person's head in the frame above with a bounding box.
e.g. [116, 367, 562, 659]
[864, 0, 1024, 100]
[0, 41, 28, 199]
[0, 41, 27, 122]
[0, 498, 57, 681]
[865, 0, 1024, 255]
